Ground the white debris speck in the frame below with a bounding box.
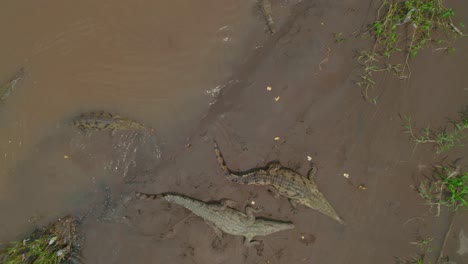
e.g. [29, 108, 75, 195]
[307, 156, 312, 161]
[222, 37, 230, 42]
[251, 200, 255, 205]
[274, 137, 280, 141]
[343, 173, 350, 178]
[274, 96, 280, 101]
[206, 85, 222, 97]
[49, 236, 57, 245]
[266, 86, 272, 91]
[57, 249, 65, 257]
[205, 79, 239, 106]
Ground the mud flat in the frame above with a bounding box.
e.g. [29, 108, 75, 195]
[1, 0, 468, 263]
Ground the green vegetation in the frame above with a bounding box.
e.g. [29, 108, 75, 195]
[397, 237, 433, 263]
[0, 216, 78, 264]
[418, 165, 468, 214]
[356, 51, 403, 104]
[404, 114, 468, 154]
[1, 235, 68, 264]
[333, 32, 347, 44]
[397, 257, 425, 264]
[357, 0, 465, 103]
[410, 237, 433, 251]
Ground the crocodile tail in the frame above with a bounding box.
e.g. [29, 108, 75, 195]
[226, 172, 260, 185]
[213, 140, 230, 175]
[135, 192, 164, 200]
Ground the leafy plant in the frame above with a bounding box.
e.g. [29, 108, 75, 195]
[1, 235, 67, 264]
[0, 216, 79, 264]
[357, 0, 465, 103]
[334, 32, 347, 44]
[404, 115, 468, 153]
[417, 165, 468, 215]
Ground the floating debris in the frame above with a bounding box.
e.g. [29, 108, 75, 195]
[307, 156, 313, 162]
[274, 96, 280, 101]
[343, 173, 350, 179]
[266, 86, 272, 91]
[259, 0, 275, 34]
[0, 215, 81, 264]
[72, 111, 149, 132]
[274, 137, 280, 141]
[0, 67, 26, 103]
[359, 184, 366, 190]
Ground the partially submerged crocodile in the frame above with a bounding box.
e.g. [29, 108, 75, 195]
[72, 111, 149, 131]
[135, 192, 294, 246]
[214, 140, 345, 224]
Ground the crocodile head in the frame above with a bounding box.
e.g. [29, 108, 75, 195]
[301, 186, 345, 225]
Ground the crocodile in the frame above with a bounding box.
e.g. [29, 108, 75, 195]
[214, 140, 345, 224]
[135, 192, 294, 246]
[72, 111, 149, 131]
[259, 0, 275, 34]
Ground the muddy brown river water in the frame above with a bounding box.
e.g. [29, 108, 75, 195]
[0, 0, 278, 238]
[1, 0, 468, 263]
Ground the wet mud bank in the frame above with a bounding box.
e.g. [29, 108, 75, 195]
[1, 0, 467, 263]
[0, 0, 284, 242]
[81, 0, 467, 263]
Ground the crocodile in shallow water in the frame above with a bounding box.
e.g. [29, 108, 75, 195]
[72, 111, 149, 131]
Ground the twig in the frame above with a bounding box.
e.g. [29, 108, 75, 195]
[437, 213, 455, 263]
[449, 23, 464, 36]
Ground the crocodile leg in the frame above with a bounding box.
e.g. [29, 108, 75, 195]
[245, 206, 261, 225]
[267, 161, 282, 173]
[205, 220, 223, 239]
[288, 198, 299, 209]
[306, 163, 318, 180]
[244, 236, 260, 247]
[220, 199, 237, 209]
[268, 189, 281, 199]
[164, 213, 196, 239]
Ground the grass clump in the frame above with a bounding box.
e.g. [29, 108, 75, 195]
[1, 236, 67, 264]
[410, 237, 433, 251]
[334, 32, 347, 44]
[396, 256, 426, 264]
[396, 237, 433, 263]
[404, 114, 468, 154]
[0, 216, 80, 264]
[357, 0, 465, 103]
[418, 165, 468, 215]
